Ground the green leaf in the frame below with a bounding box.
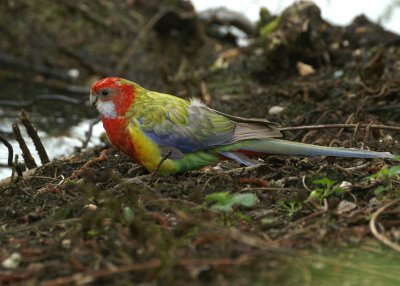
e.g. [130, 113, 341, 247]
[123, 207, 134, 224]
[333, 187, 347, 196]
[231, 193, 258, 207]
[87, 229, 101, 237]
[313, 177, 336, 188]
[261, 217, 276, 225]
[380, 166, 389, 177]
[210, 204, 233, 212]
[205, 192, 231, 204]
[205, 192, 258, 213]
[233, 211, 252, 222]
[205, 192, 235, 212]
[309, 190, 322, 200]
[374, 185, 387, 195]
[278, 200, 302, 216]
[260, 17, 280, 38]
[387, 166, 400, 177]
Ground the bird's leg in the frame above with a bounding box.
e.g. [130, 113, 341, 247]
[152, 150, 172, 178]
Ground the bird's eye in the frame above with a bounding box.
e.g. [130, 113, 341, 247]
[101, 89, 109, 96]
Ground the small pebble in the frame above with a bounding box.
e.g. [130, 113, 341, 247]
[268, 105, 284, 115]
[2, 252, 21, 269]
[337, 200, 357, 214]
[333, 70, 344, 78]
[67, 68, 80, 79]
[62, 239, 71, 249]
[84, 204, 98, 211]
[296, 61, 315, 76]
[339, 181, 353, 191]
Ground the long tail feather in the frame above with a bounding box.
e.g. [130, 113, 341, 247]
[219, 151, 259, 166]
[240, 139, 394, 159]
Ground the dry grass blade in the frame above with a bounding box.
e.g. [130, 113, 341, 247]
[369, 200, 400, 253]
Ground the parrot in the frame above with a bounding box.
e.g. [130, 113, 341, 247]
[89, 77, 394, 175]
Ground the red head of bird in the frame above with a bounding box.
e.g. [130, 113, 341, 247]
[90, 77, 136, 119]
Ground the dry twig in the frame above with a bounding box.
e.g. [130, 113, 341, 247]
[12, 123, 37, 169]
[0, 95, 86, 108]
[72, 149, 108, 178]
[20, 110, 50, 164]
[369, 199, 400, 253]
[240, 187, 300, 192]
[0, 134, 13, 166]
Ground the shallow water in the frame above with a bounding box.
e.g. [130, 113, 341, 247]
[0, 81, 102, 179]
[0, 118, 103, 179]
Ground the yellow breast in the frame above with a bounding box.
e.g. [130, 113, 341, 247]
[127, 119, 178, 175]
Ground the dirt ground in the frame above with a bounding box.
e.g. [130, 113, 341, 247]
[1, 1, 400, 285]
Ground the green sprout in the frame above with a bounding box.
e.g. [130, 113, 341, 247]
[308, 177, 346, 204]
[278, 200, 302, 217]
[205, 192, 258, 212]
[123, 206, 135, 224]
[260, 17, 280, 39]
[367, 159, 400, 198]
[205, 192, 258, 225]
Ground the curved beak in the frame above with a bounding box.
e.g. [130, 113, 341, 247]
[89, 91, 97, 106]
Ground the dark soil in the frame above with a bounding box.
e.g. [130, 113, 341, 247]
[1, 1, 400, 285]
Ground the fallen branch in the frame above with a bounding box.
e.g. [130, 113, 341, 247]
[240, 187, 301, 192]
[0, 94, 86, 108]
[20, 110, 50, 164]
[0, 134, 13, 166]
[0, 52, 70, 81]
[0, 70, 88, 93]
[12, 123, 37, 169]
[71, 149, 108, 178]
[369, 199, 400, 253]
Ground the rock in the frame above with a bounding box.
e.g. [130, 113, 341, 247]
[84, 204, 98, 211]
[268, 105, 285, 115]
[2, 252, 21, 269]
[296, 61, 315, 76]
[337, 200, 357, 214]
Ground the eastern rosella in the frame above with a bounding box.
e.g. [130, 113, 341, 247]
[90, 77, 394, 175]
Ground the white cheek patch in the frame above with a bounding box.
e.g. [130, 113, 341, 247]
[96, 100, 117, 118]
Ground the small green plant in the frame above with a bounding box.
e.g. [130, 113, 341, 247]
[205, 192, 258, 225]
[205, 192, 258, 212]
[368, 158, 400, 198]
[123, 206, 135, 224]
[278, 200, 302, 217]
[308, 177, 346, 204]
[260, 17, 280, 38]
